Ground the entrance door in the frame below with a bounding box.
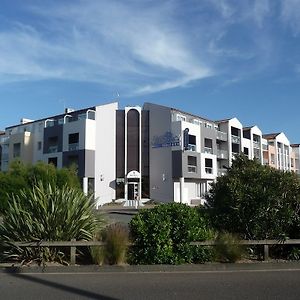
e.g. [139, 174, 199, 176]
[128, 182, 139, 200]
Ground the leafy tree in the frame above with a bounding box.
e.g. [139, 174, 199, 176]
[205, 155, 300, 239]
[0, 160, 81, 213]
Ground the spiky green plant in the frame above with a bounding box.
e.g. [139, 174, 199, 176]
[102, 223, 129, 265]
[0, 183, 103, 265]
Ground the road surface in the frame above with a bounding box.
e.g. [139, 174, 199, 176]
[1, 268, 300, 299]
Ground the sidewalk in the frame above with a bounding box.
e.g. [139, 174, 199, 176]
[1, 261, 300, 274]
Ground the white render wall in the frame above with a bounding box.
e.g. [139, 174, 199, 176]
[94, 102, 118, 207]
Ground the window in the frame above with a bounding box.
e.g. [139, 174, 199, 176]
[13, 143, 21, 158]
[37, 141, 42, 151]
[188, 134, 196, 151]
[193, 119, 201, 126]
[69, 133, 79, 151]
[188, 156, 197, 173]
[205, 158, 213, 174]
[204, 138, 213, 153]
[176, 114, 186, 122]
[271, 154, 275, 164]
[244, 147, 249, 156]
[204, 123, 212, 129]
[48, 136, 58, 153]
[48, 157, 58, 167]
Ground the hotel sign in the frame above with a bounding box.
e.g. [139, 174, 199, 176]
[151, 131, 181, 148]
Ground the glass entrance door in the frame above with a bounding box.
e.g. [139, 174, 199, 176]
[128, 182, 139, 200]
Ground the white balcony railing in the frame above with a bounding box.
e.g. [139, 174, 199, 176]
[253, 141, 260, 149]
[69, 143, 79, 151]
[204, 147, 213, 154]
[205, 167, 213, 174]
[48, 145, 58, 153]
[216, 131, 227, 141]
[188, 166, 197, 173]
[187, 144, 196, 151]
[218, 168, 227, 176]
[217, 149, 228, 159]
[231, 135, 240, 144]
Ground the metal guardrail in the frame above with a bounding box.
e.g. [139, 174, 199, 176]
[8, 239, 300, 264]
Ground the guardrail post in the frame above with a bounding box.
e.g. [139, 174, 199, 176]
[70, 239, 76, 265]
[264, 244, 269, 261]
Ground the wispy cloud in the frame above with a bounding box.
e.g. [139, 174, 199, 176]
[0, 0, 213, 94]
[0, 0, 297, 95]
[280, 0, 300, 35]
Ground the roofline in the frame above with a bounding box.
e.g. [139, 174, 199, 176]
[5, 105, 100, 130]
[144, 102, 217, 123]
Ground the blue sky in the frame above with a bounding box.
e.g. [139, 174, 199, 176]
[0, 0, 300, 142]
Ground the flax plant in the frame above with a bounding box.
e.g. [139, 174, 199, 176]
[0, 183, 102, 265]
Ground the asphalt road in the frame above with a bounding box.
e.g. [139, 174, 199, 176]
[1, 269, 300, 300]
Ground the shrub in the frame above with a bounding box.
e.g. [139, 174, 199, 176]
[215, 232, 244, 263]
[129, 203, 214, 265]
[0, 183, 102, 265]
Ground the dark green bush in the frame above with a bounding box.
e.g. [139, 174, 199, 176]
[129, 203, 214, 265]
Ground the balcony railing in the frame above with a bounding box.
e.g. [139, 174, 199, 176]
[262, 144, 268, 151]
[205, 167, 213, 174]
[48, 145, 58, 153]
[69, 143, 79, 151]
[204, 147, 213, 154]
[188, 166, 197, 173]
[231, 135, 240, 144]
[187, 144, 196, 151]
[216, 131, 227, 141]
[217, 149, 228, 159]
[217, 168, 227, 176]
[253, 141, 260, 149]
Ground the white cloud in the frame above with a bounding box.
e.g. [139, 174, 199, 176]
[253, 0, 270, 27]
[0, 0, 213, 94]
[280, 0, 300, 35]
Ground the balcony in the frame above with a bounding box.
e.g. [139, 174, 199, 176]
[69, 143, 79, 151]
[262, 144, 268, 151]
[217, 149, 228, 159]
[218, 168, 227, 176]
[216, 131, 227, 141]
[188, 165, 197, 173]
[205, 167, 213, 174]
[253, 141, 260, 149]
[204, 147, 213, 154]
[231, 135, 240, 144]
[187, 144, 196, 151]
[48, 145, 58, 153]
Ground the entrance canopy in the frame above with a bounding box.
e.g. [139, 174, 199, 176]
[127, 170, 141, 179]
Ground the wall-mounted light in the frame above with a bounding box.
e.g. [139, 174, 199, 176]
[100, 174, 104, 181]
[162, 173, 166, 181]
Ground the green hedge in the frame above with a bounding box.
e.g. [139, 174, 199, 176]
[129, 203, 214, 264]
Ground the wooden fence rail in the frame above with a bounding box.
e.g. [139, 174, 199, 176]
[7, 239, 300, 265]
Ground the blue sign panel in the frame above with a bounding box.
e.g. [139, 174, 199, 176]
[151, 131, 181, 148]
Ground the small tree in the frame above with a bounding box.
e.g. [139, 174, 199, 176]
[206, 155, 300, 239]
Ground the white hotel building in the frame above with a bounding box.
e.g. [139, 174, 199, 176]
[0, 102, 299, 207]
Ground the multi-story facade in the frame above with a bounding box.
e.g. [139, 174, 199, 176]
[262, 133, 291, 171]
[0, 101, 299, 207]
